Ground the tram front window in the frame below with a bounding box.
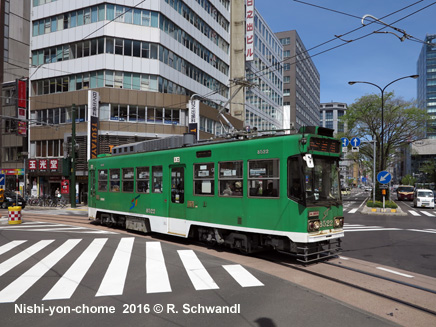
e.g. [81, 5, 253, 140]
[303, 156, 341, 206]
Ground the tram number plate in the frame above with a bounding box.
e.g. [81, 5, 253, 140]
[320, 220, 333, 228]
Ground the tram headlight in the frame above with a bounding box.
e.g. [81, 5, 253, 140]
[334, 217, 344, 228]
[308, 219, 320, 232]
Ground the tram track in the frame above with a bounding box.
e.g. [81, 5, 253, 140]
[255, 251, 436, 319]
[17, 211, 436, 325]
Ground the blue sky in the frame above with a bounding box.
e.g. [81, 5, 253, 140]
[254, 0, 434, 105]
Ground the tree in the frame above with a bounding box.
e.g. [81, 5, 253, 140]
[339, 92, 430, 200]
[401, 174, 416, 186]
[419, 161, 436, 185]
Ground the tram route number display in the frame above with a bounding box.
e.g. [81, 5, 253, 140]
[309, 138, 340, 153]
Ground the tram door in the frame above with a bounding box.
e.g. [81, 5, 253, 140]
[168, 165, 186, 236]
[89, 168, 96, 208]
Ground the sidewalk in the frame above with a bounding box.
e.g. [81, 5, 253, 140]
[23, 203, 88, 211]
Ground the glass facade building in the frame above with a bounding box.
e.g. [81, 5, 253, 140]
[417, 34, 436, 139]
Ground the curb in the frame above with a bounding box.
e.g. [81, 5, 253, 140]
[360, 202, 407, 216]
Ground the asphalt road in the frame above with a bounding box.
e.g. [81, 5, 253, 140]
[342, 189, 436, 278]
[0, 218, 394, 327]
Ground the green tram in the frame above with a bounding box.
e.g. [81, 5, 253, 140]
[88, 126, 344, 263]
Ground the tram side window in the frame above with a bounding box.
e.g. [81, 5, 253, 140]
[137, 166, 150, 193]
[122, 167, 134, 192]
[152, 166, 163, 193]
[218, 161, 243, 197]
[288, 157, 302, 200]
[98, 169, 108, 192]
[110, 168, 120, 192]
[194, 163, 214, 196]
[248, 159, 279, 197]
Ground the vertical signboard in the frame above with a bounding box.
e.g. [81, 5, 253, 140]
[245, 0, 255, 61]
[188, 99, 200, 140]
[87, 90, 100, 161]
[17, 79, 27, 136]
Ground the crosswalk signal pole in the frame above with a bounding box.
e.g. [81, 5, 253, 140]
[70, 104, 76, 208]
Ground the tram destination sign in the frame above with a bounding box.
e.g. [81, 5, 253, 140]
[309, 138, 340, 153]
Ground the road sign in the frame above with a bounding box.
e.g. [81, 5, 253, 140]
[341, 137, 349, 147]
[377, 171, 392, 184]
[0, 174, 5, 186]
[350, 137, 361, 147]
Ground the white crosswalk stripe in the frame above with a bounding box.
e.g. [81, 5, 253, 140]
[0, 238, 263, 303]
[178, 249, 219, 290]
[0, 239, 80, 303]
[43, 238, 108, 300]
[409, 210, 421, 216]
[420, 211, 435, 217]
[96, 237, 134, 297]
[0, 221, 118, 234]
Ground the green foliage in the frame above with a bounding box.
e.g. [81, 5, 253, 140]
[366, 200, 398, 209]
[340, 92, 430, 172]
[401, 174, 416, 186]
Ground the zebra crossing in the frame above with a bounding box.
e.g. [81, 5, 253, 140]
[0, 237, 263, 303]
[407, 210, 436, 217]
[0, 221, 118, 234]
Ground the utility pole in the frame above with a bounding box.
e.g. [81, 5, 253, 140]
[70, 104, 76, 208]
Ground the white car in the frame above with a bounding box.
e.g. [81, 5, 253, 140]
[413, 189, 435, 209]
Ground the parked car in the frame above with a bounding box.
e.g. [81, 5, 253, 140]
[0, 190, 26, 209]
[397, 185, 414, 201]
[413, 189, 435, 209]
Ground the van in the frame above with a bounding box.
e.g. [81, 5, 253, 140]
[397, 185, 414, 201]
[413, 189, 435, 209]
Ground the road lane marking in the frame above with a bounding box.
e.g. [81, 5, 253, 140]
[420, 211, 435, 217]
[96, 237, 134, 297]
[0, 240, 54, 277]
[223, 264, 264, 287]
[178, 250, 219, 290]
[43, 238, 107, 300]
[376, 267, 414, 278]
[348, 208, 358, 213]
[408, 210, 420, 216]
[0, 240, 27, 255]
[146, 242, 172, 293]
[0, 239, 81, 303]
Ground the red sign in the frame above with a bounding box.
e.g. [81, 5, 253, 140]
[28, 159, 37, 171]
[49, 159, 59, 172]
[39, 159, 48, 171]
[18, 121, 27, 136]
[18, 80, 27, 109]
[61, 180, 69, 194]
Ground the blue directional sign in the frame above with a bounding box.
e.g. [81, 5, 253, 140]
[0, 174, 4, 186]
[350, 137, 361, 147]
[377, 171, 392, 184]
[341, 137, 349, 147]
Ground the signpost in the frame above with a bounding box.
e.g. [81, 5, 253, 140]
[377, 171, 392, 211]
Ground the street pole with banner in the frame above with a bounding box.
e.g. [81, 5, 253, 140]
[87, 90, 100, 161]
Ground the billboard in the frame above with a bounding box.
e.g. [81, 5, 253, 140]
[87, 90, 100, 161]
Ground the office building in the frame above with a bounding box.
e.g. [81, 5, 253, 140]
[319, 102, 347, 135]
[417, 34, 436, 139]
[0, 0, 30, 191]
[29, 0, 240, 200]
[276, 30, 320, 130]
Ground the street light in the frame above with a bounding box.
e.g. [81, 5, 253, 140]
[348, 74, 418, 171]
